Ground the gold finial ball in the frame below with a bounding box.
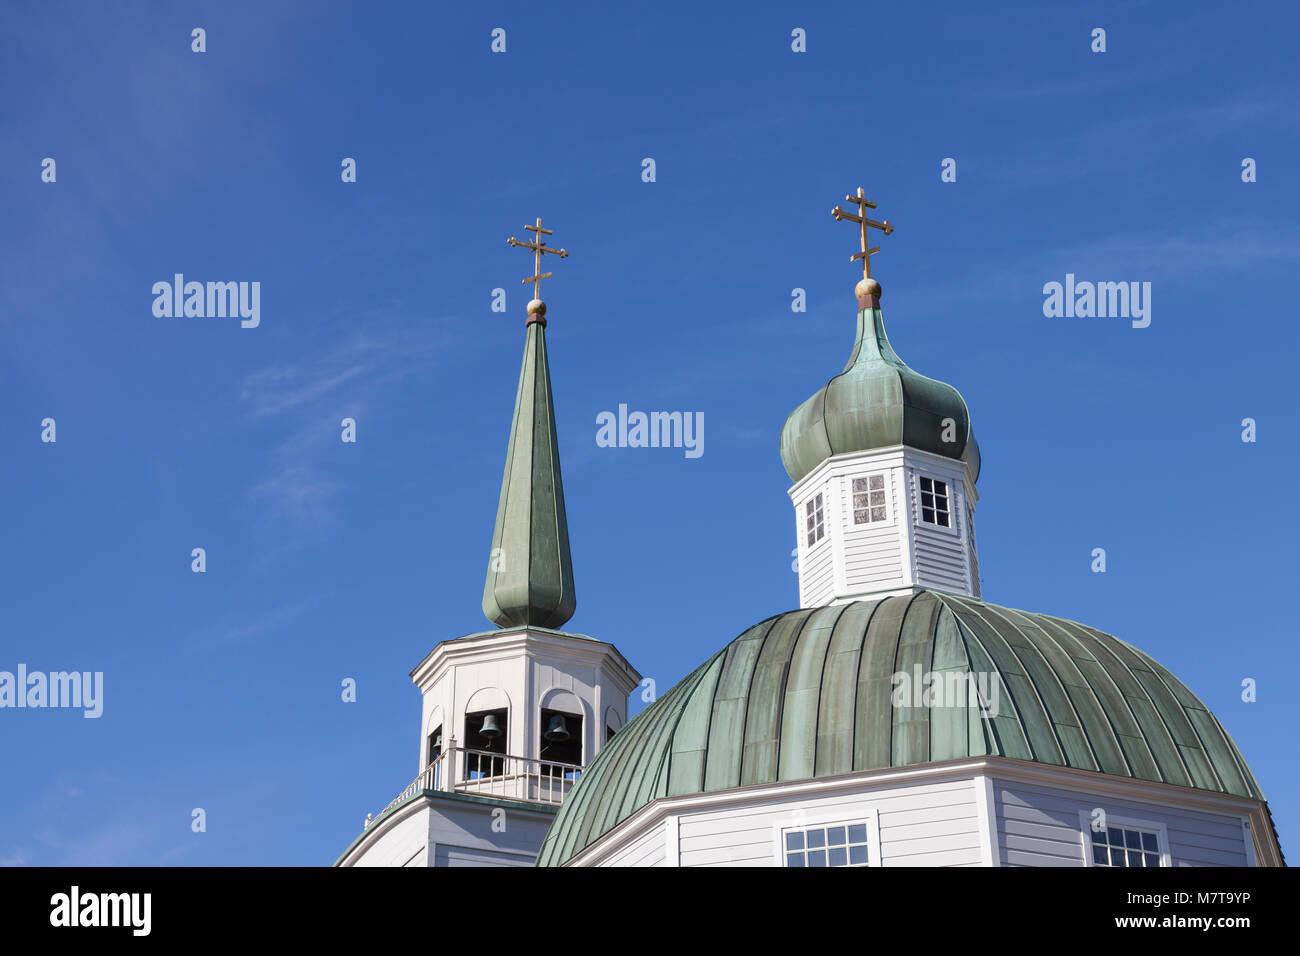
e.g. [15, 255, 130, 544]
[526, 298, 547, 316]
[856, 277, 882, 299]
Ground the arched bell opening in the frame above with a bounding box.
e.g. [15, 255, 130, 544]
[539, 708, 583, 771]
[464, 709, 508, 778]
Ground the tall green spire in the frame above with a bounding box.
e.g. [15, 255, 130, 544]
[482, 219, 576, 630]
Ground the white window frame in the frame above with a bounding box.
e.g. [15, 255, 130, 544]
[849, 471, 892, 528]
[773, 808, 881, 868]
[916, 474, 957, 534]
[803, 492, 826, 549]
[1077, 810, 1171, 868]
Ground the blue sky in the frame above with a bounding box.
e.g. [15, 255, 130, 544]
[1, 0, 1297, 865]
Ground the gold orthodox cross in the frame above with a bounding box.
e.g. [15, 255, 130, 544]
[831, 187, 894, 280]
[506, 217, 568, 300]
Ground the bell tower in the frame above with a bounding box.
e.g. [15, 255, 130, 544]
[337, 218, 640, 868]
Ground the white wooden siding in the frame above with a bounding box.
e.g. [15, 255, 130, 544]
[797, 484, 835, 606]
[597, 821, 667, 867]
[908, 467, 969, 594]
[789, 446, 980, 606]
[349, 806, 430, 868]
[841, 470, 906, 593]
[569, 760, 1269, 868]
[671, 778, 981, 867]
[799, 536, 835, 607]
[434, 846, 535, 866]
[993, 779, 1250, 867]
[345, 796, 555, 868]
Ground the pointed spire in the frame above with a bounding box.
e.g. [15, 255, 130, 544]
[482, 219, 577, 630]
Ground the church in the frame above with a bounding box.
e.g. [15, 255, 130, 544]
[334, 193, 1284, 868]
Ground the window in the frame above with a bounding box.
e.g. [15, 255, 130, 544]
[852, 474, 888, 525]
[1089, 825, 1163, 867]
[804, 493, 825, 547]
[918, 476, 951, 527]
[783, 822, 871, 868]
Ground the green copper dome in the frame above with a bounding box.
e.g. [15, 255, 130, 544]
[536, 591, 1262, 866]
[780, 300, 979, 485]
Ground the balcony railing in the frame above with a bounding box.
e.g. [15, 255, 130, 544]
[370, 745, 583, 825]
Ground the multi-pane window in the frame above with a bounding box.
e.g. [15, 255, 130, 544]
[918, 476, 951, 527]
[804, 493, 825, 547]
[1090, 826, 1162, 867]
[783, 823, 871, 867]
[852, 474, 888, 525]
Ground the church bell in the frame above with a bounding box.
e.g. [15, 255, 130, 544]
[479, 715, 502, 739]
[544, 714, 571, 742]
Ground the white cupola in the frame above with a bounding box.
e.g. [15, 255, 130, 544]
[790, 445, 980, 607]
[779, 197, 982, 607]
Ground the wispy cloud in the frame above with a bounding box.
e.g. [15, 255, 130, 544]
[240, 323, 448, 531]
[248, 463, 349, 527]
[241, 362, 377, 420]
[984, 88, 1299, 185]
[74, 823, 152, 867]
[1046, 228, 1300, 281]
[893, 223, 1300, 318]
[29, 818, 150, 867]
[222, 600, 316, 645]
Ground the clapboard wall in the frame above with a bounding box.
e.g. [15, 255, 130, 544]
[992, 778, 1251, 867]
[340, 794, 556, 868]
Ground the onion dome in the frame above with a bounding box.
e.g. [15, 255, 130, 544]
[780, 277, 979, 486]
[537, 591, 1262, 866]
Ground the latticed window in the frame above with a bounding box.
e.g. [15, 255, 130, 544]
[783, 822, 871, 867]
[1090, 825, 1162, 867]
[805, 493, 825, 547]
[852, 474, 887, 525]
[918, 476, 951, 527]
